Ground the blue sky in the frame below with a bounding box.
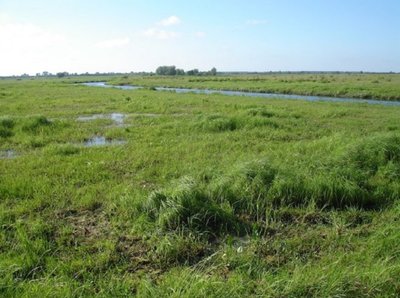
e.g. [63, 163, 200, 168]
[0, 0, 399, 75]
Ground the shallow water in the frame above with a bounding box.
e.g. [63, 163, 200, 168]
[0, 149, 17, 159]
[83, 136, 126, 147]
[77, 113, 126, 126]
[82, 82, 141, 90]
[110, 113, 125, 125]
[82, 82, 400, 107]
[155, 87, 400, 106]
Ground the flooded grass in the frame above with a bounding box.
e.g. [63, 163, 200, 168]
[82, 82, 142, 90]
[77, 112, 126, 126]
[83, 136, 127, 147]
[0, 149, 17, 159]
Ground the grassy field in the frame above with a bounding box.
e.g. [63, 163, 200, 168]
[1, 76, 400, 297]
[111, 73, 400, 101]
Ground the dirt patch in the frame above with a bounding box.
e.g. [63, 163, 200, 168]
[56, 209, 112, 246]
[56, 209, 155, 273]
[115, 235, 154, 272]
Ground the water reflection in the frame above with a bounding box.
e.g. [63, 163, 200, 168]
[83, 136, 126, 147]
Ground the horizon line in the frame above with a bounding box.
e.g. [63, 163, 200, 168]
[1, 70, 399, 78]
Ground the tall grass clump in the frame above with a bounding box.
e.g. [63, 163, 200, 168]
[211, 159, 277, 221]
[267, 170, 370, 209]
[142, 177, 243, 236]
[46, 144, 80, 156]
[253, 134, 400, 210]
[150, 233, 209, 268]
[0, 117, 15, 138]
[211, 134, 400, 213]
[341, 133, 400, 204]
[22, 116, 52, 133]
[138, 268, 247, 298]
[8, 220, 55, 280]
[247, 108, 276, 118]
[1, 117, 15, 129]
[196, 115, 240, 132]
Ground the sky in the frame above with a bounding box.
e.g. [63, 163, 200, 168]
[0, 0, 399, 75]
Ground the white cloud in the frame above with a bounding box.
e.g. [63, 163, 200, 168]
[0, 21, 75, 75]
[195, 31, 206, 38]
[158, 16, 181, 27]
[0, 22, 66, 51]
[142, 16, 182, 41]
[143, 28, 179, 40]
[246, 19, 268, 25]
[0, 13, 12, 23]
[95, 37, 130, 49]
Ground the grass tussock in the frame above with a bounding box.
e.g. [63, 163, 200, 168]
[22, 116, 52, 133]
[0, 117, 15, 138]
[196, 115, 240, 132]
[142, 177, 243, 236]
[47, 144, 80, 156]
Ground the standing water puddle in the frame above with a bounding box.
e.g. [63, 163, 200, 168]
[81, 82, 142, 90]
[0, 149, 17, 159]
[77, 113, 126, 126]
[77, 113, 127, 147]
[82, 82, 400, 107]
[83, 136, 126, 147]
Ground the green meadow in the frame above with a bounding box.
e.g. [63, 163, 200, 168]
[112, 73, 400, 100]
[1, 75, 400, 297]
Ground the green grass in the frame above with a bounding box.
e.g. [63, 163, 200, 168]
[1, 76, 400, 297]
[111, 73, 400, 101]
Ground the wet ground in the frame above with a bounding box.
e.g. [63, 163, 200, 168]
[83, 136, 126, 147]
[77, 113, 126, 126]
[0, 150, 17, 159]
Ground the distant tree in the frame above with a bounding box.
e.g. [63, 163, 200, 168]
[210, 67, 217, 76]
[187, 69, 199, 76]
[56, 72, 68, 78]
[176, 68, 185, 75]
[156, 66, 177, 76]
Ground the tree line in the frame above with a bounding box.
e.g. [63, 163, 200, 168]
[156, 66, 217, 76]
